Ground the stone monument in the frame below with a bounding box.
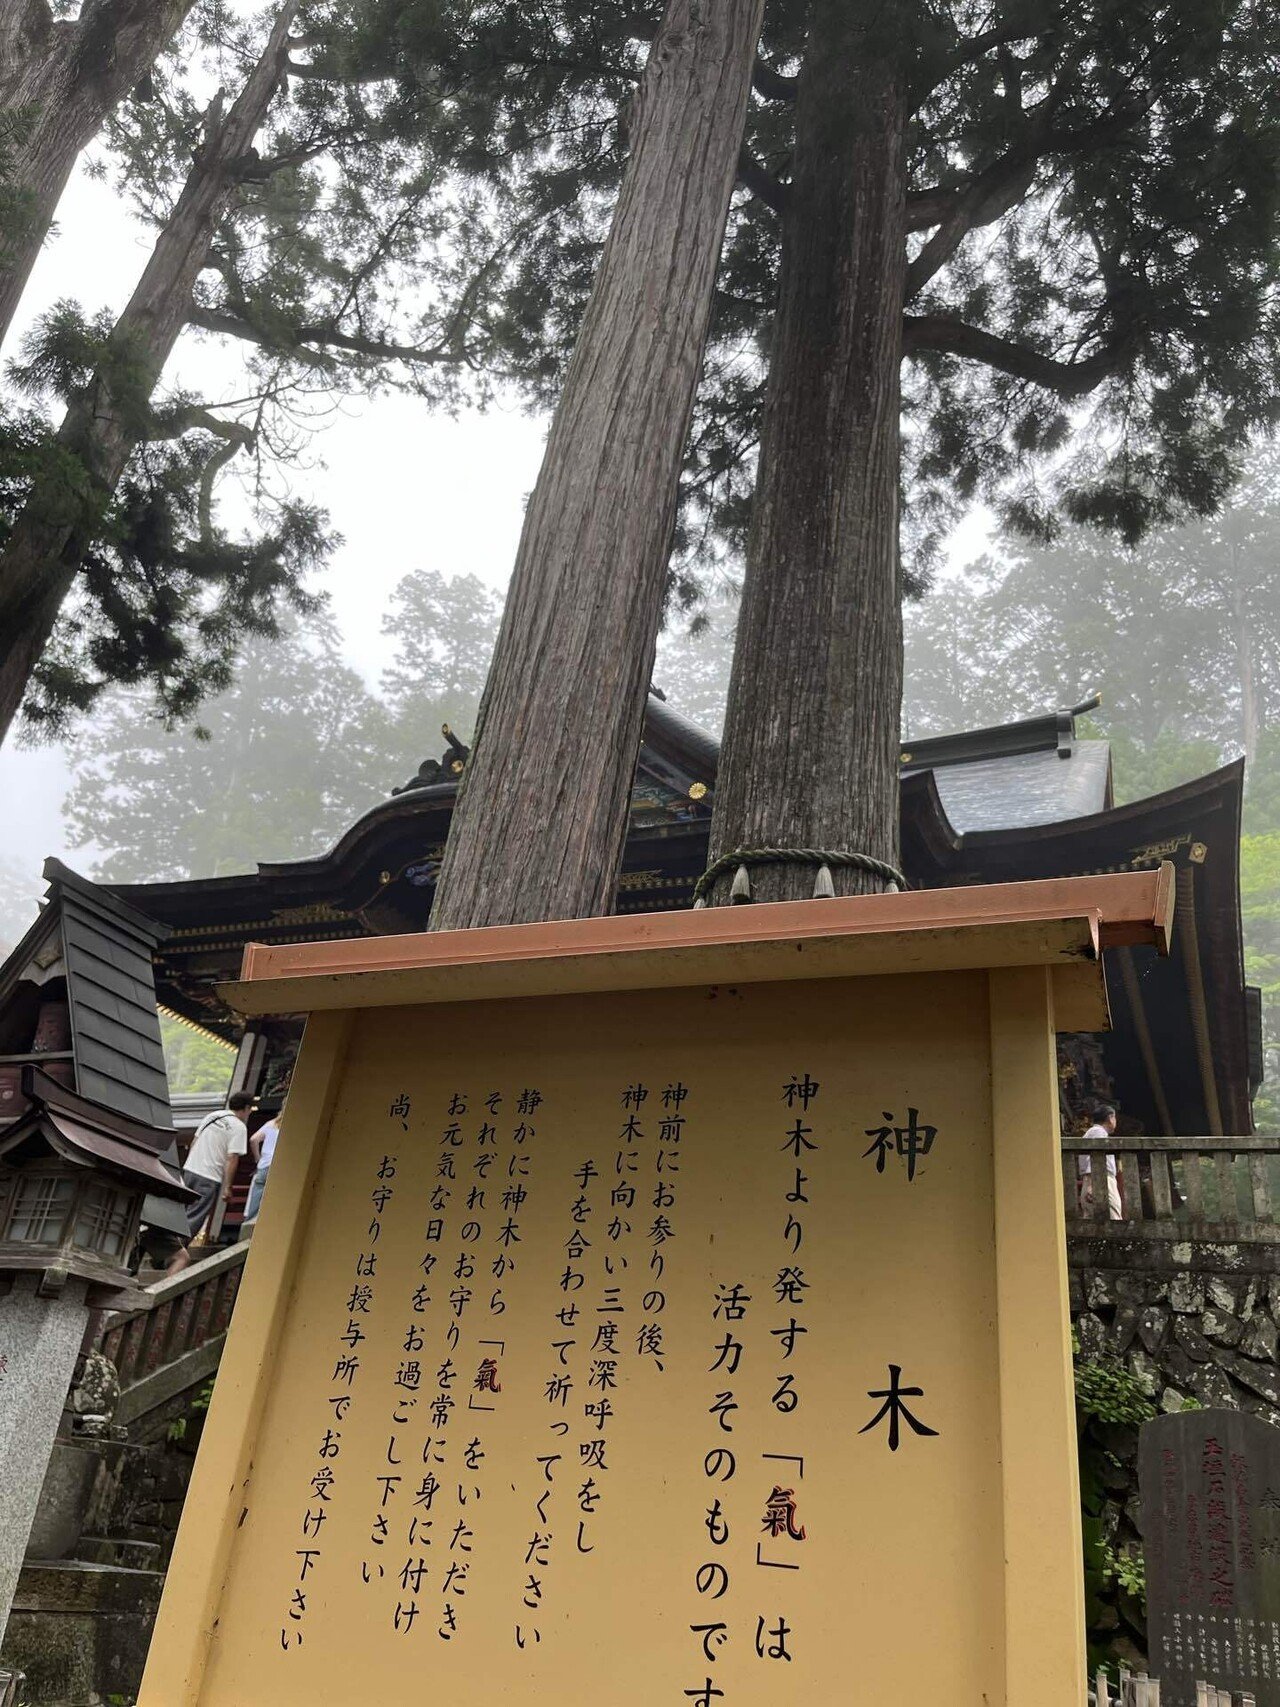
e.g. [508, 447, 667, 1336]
[1140, 1407, 1280, 1705]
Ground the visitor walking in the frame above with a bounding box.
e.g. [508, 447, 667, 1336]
[245, 1107, 282, 1223]
[166, 1092, 255, 1273]
[1077, 1103, 1122, 1219]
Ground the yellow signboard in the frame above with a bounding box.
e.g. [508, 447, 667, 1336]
[141, 879, 1173, 1707]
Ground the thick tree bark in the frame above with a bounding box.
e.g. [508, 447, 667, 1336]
[429, 0, 764, 932]
[705, 4, 908, 904]
[1229, 571, 1259, 768]
[0, 1, 296, 745]
[0, 0, 197, 348]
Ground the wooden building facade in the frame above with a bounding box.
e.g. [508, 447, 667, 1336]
[110, 693, 1263, 1141]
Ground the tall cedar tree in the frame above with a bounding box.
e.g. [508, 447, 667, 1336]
[713, 0, 1280, 899]
[315, 0, 1279, 904]
[428, 0, 764, 930]
[0, 0, 313, 743]
[0, 0, 196, 344]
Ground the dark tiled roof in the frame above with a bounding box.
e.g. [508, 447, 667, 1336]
[51, 864, 174, 1129]
[1, 1068, 188, 1198]
[0, 861, 175, 1128]
[927, 740, 1112, 833]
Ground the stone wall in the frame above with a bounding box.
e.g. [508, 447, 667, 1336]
[0, 1382, 207, 1704]
[1067, 1239, 1280, 1666]
[1072, 1268, 1280, 1418]
[79, 1391, 207, 1574]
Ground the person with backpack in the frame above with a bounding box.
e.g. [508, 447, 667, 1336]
[167, 1092, 256, 1271]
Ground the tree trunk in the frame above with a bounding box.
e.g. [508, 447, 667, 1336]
[705, 5, 908, 904]
[429, 0, 764, 932]
[1229, 568, 1259, 768]
[0, 0, 296, 745]
[0, 0, 196, 348]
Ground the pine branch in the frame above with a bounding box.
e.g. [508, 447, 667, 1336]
[150, 402, 256, 445]
[918, 19, 1049, 99]
[187, 303, 468, 368]
[906, 184, 960, 233]
[751, 58, 796, 102]
[285, 55, 388, 83]
[902, 313, 1130, 396]
[905, 97, 1151, 249]
[183, 412, 255, 538]
[905, 153, 1037, 298]
[232, 131, 345, 180]
[736, 145, 788, 214]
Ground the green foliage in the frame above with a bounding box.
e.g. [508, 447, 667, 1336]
[160, 1013, 235, 1097]
[1242, 832, 1280, 1134]
[11, 0, 1279, 733]
[1075, 1359, 1159, 1429]
[61, 569, 503, 881]
[905, 445, 1280, 754]
[380, 569, 502, 756]
[653, 591, 741, 734]
[2, 0, 466, 737]
[281, 0, 1280, 587]
[1, 301, 333, 734]
[904, 446, 1280, 1132]
[1245, 730, 1280, 837]
[1101, 1541, 1147, 1602]
[165, 1378, 215, 1445]
[1106, 730, 1228, 812]
[1075, 1356, 1155, 1665]
[63, 613, 392, 880]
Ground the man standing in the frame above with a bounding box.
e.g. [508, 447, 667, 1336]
[1077, 1103, 1123, 1219]
[244, 1106, 282, 1224]
[179, 1091, 255, 1251]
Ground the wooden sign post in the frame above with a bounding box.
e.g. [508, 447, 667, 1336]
[139, 872, 1173, 1707]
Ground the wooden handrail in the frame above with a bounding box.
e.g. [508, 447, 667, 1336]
[1062, 1134, 1280, 1236]
[100, 1242, 248, 1390]
[1062, 1135, 1280, 1155]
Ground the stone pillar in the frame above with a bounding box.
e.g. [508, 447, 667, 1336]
[0, 1272, 90, 1646]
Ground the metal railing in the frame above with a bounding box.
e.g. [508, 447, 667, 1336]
[1063, 1135, 1280, 1242]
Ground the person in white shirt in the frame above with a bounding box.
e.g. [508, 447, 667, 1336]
[1077, 1103, 1122, 1219]
[244, 1107, 283, 1223]
[180, 1092, 255, 1248]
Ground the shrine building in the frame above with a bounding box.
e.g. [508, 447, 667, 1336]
[101, 690, 1261, 1159]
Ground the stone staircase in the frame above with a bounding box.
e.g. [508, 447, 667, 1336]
[0, 1243, 249, 1704]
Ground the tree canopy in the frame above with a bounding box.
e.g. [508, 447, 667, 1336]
[5, 0, 1278, 752]
[59, 567, 501, 880]
[303, 0, 1280, 577]
[380, 568, 501, 760]
[903, 445, 1280, 774]
[900, 448, 1280, 1131]
[0, 0, 503, 737]
[63, 614, 389, 879]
